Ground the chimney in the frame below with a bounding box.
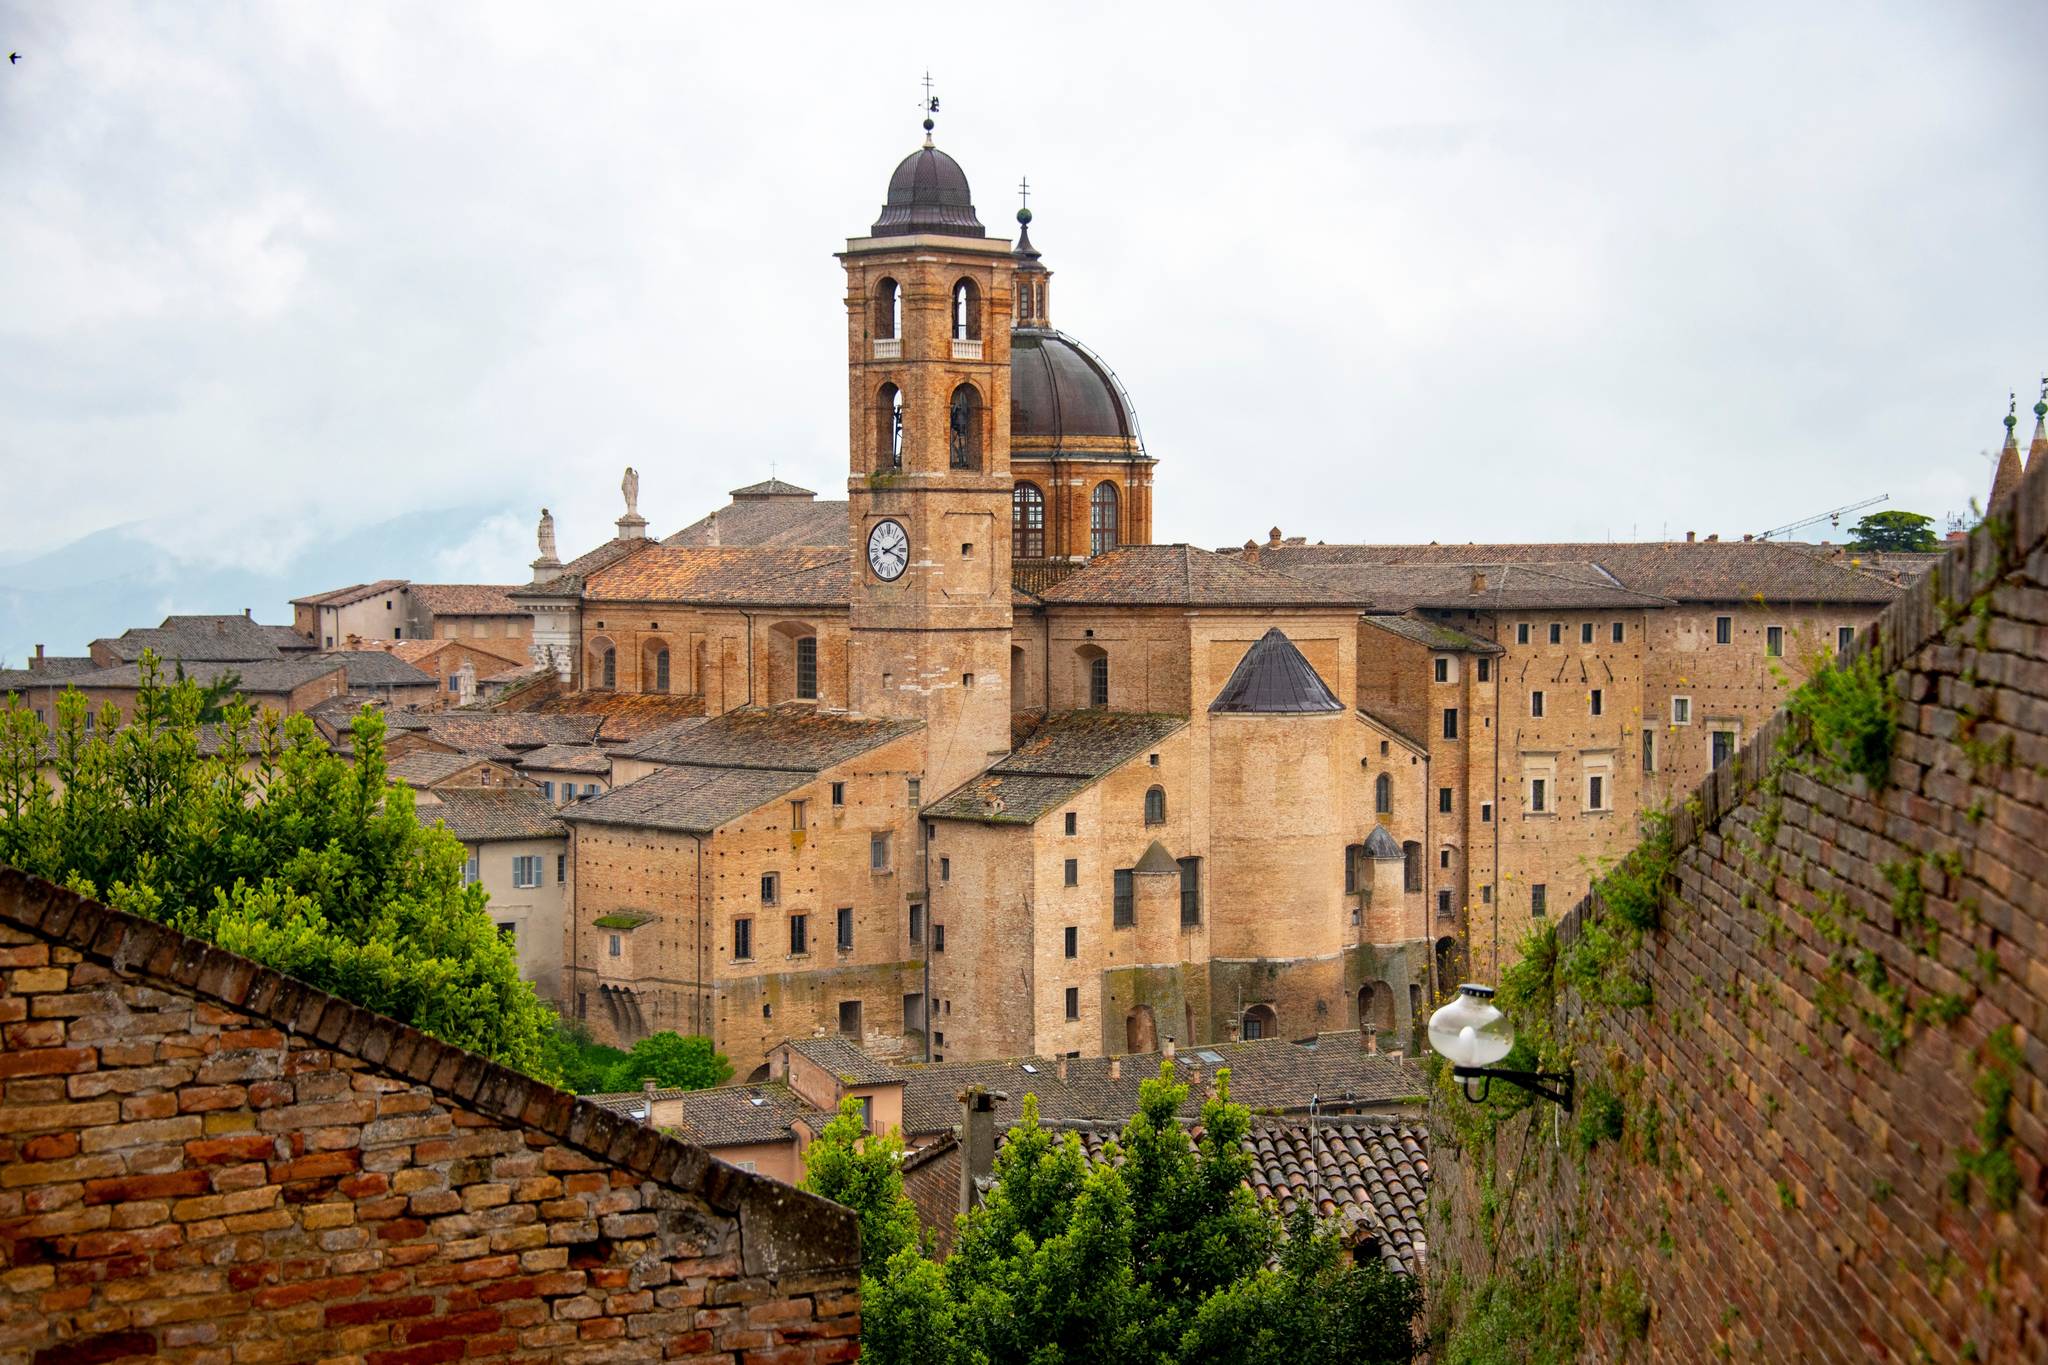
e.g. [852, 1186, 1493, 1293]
[1707, 534, 1719, 542]
[1685, 531, 1696, 543]
[958, 1086, 997, 1215]
[30, 644, 44, 672]
[1268, 527, 1282, 547]
[243, 607, 252, 619]
[1109, 1057, 1121, 1081]
[1470, 572, 1487, 594]
[1742, 534, 1754, 543]
[1162, 1036, 1176, 1060]
[1362, 1025, 1379, 1055]
[1056, 1056, 1068, 1082]
[643, 1077, 657, 1096]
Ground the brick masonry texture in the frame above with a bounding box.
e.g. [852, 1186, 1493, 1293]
[1430, 456, 2048, 1362]
[0, 868, 859, 1365]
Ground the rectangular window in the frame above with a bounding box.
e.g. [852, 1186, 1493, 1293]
[1531, 778, 1548, 813]
[838, 999, 861, 1036]
[1089, 656, 1110, 708]
[1590, 688, 1603, 717]
[909, 903, 923, 943]
[934, 923, 945, 952]
[1612, 621, 1624, 643]
[1671, 696, 1692, 725]
[1434, 657, 1450, 683]
[1438, 787, 1453, 813]
[831, 782, 845, 806]
[1065, 987, 1080, 1021]
[512, 856, 541, 888]
[1516, 623, 1531, 645]
[1838, 625, 1855, 653]
[795, 636, 818, 700]
[1478, 657, 1493, 683]
[1589, 774, 1607, 810]
[1179, 857, 1201, 926]
[1530, 690, 1545, 718]
[1344, 843, 1363, 894]
[1443, 707, 1458, 740]
[1550, 623, 1562, 645]
[1439, 847, 1451, 868]
[1581, 622, 1594, 644]
[497, 921, 516, 941]
[1064, 858, 1079, 887]
[734, 917, 753, 961]
[1642, 731, 1655, 773]
[447, 676, 460, 692]
[904, 993, 924, 1034]
[557, 854, 566, 884]
[907, 779, 921, 807]
[760, 873, 778, 905]
[836, 906, 854, 952]
[789, 800, 806, 832]
[1713, 729, 1737, 768]
[1482, 883, 1493, 904]
[1532, 884, 1548, 918]
[541, 780, 555, 802]
[1113, 869, 1135, 927]
[608, 934, 621, 958]
[1064, 812, 1077, 836]
[1437, 889, 1452, 917]
[1480, 801, 1493, 823]
[1766, 626, 1784, 658]
[870, 833, 891, 871]
[463, 854, 479, 886]
[1064, 926, 1078, 958]
[1716, 615, 1732, 645]
[789, 914, 808, 955]
[939, 856, 950, 882]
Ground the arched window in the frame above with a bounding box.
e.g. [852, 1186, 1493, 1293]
[643, 645, 669, 694]
[1435, 936, 1464, 994]
[589, 640, 616, 691]
[877, 384, 904, 470]
[1143, 786, 1166, 825]
[874, 277, 900, 340]
[1090, 482, 1120, 555]
[1013, 482, 1046, 558]
[952, 278, 981, 341]
[1374, 773, 1393, 814]
[1402, 841, 1422, 894]
[1358, 982, 1396, 1033]
[1241, 1004, 1277, 1042]
[948, 384, 983, 471]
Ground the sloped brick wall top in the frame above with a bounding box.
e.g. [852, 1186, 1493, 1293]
[0, 865, 859, 1364]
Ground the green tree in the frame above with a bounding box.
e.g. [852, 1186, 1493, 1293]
[0, 655, 557, 1077]
[173, 661, 244, 724]
[598, 1030, 733, 1092]
[1181, 1208, 1422, 1365]
[1846, 510, 1938, 552]
[801, 1093, 923, 1270]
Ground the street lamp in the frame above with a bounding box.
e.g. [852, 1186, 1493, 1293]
[1426, 983, 1574, 1110]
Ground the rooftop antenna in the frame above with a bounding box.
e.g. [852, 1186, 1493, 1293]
[920, 71, 939, 146]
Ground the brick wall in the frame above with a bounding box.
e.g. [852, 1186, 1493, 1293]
[1430, 461, 2048, 1362]
[0, 867, 859, 1364]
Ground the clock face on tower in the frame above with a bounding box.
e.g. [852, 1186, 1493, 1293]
[866, 518, 910, 582]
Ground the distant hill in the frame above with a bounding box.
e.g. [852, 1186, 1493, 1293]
[0, 505, 520, 663]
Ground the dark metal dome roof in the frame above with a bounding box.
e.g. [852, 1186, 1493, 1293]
[870, 145, 986, 238]
[1209, 628, 1346, 714]
[1011, 328, 1141, 445]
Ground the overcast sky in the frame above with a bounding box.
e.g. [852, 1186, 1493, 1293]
[3, 1, 2044, 580]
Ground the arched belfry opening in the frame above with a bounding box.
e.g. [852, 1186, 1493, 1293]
[949, 383, 985, 471]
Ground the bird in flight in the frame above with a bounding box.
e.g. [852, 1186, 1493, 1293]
[7, 53, 19, 64]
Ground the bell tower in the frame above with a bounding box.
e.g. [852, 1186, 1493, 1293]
[841, 113, 1017, 795]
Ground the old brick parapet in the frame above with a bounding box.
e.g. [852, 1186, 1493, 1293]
[1430, 453, 2048, 1360]
[0, 864, 860, 1363]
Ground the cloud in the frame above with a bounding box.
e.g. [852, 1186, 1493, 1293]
[2, 0, 2044, 578]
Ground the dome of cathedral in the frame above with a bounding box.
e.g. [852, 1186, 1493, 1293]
[1010, 328, 1142, 446]
[870, 144, 986, 238]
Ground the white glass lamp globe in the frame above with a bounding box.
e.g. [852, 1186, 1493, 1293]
[1427, 984, 1514, 1068]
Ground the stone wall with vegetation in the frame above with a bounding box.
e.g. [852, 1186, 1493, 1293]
[1429, 461, 2048, 1363]
[0, 867, 860, 1364]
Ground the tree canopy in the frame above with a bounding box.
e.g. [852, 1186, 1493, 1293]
[1847, 510, 1938, 552]
[0, 657, 557, 1077]
[803, 1060, 1422, 1365]
[598, 1030, 732, 1093]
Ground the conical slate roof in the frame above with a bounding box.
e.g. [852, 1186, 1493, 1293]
[1363, 826, 1403, 859]
[1134, 839, 1179, 875]
[1209, 628, 1345, 714]
[1990, 409, 2023, 509]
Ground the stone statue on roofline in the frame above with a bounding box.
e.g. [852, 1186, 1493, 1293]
[622, 466, 640, 518]
[537, 507, 557, 561]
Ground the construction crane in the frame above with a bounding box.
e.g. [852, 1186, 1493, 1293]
[1754, 494, 1888, 542]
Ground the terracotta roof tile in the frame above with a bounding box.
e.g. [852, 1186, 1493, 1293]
[516, 744, 613, 774]
[665, 489, 849, 550]
[408, 584, 524, 617]
[1039, 545, 1351, 607]
[62, 658, 345, 694]
[326, 651, 437, 687]
[1361, 614, 1503, 653]
[557, 763, 811, 835]
[387, 752, 508, 788]
[587, 1081, 830, 1147]
[588, 545, 849, 605]
[93, 615, 292, 665]
[925, 712, 1186, 825]
[785, 1035, 901, 1085]
[619, 705, 919, 773]
[392, 711, 605, 753]
[426, 787, 566, 842]
[291, 579, 408, 608]
[495, 681, 708, 740]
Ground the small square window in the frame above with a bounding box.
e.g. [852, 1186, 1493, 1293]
[1064, 926, 1077, 958]
[1064, 858, 1078, 887]
[1065, 987, 1080, 1021]
[1434, 657, 1450, 683]
[1482, 883, 1493, 904]
[1838, 625, 1855, 653]
[1437, 889, 1452, 917]
[1549, 623, 1562, 645]
[1716, 615, 1732, 645]
[838, 999, 862, 1036]
[1439, 848, 1451, 868]
[1532, 884, 1548, 918]
[831, 782, 845, 806]
[1438, 787, 1453, 813]
[1580, 622, 1593, 644]
[1766, 626, 1784, 658]
[1516, 623, 1531, 645]
[1064, 812, 1077, 836]
[1672, 696, 1692, 725]
[1481, 801, 1493, 823]
[870, 833, 891, 871]
[760, 873, 779, 906]
[1149, 753, 1159, 766]
[1612, 621, 1624, 643]
[962, 673, 974, 689]
[1530, 690, 1545, 718]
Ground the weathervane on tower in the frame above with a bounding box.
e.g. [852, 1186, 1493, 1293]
[921, 71, 939, 146]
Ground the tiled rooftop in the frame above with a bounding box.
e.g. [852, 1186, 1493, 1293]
[425, 787, 567, 842]
[1038, 544, 1353, 608]
[61, 658, 345, 693]
[387, 711, 605, 753]
[924, 712, 1187, 825]
[408, 584, 524, 617]
[587, 546, 849, 606]
[587, 1080, 829, 1148]
[556, 763, 812, 835]
[1361, 614, 1504, 653]
[326, 651, 438, 688]
[516, 744, 613, 774]
[1285, 560, 1670, 612]
[386, 751, 503, 789]
[664, 484, 850, 551]
[618, 705, 918, 773]
[93, 615, 295, 665]
[291, 579, 408, 608]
